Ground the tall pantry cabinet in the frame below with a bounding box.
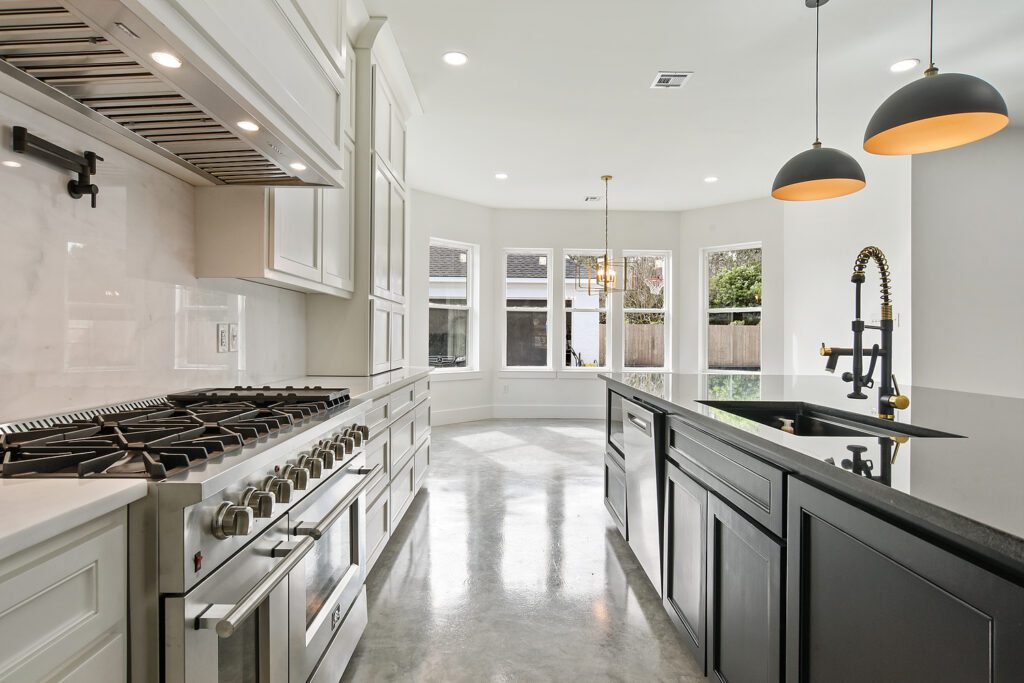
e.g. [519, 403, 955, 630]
[307, 18, 412, 375]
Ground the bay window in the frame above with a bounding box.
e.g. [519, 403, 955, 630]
[563, 251, 609, 369]
[428, 239, 477, 370]
[503, 249, 552, 368]
[622, 252, 669, 369]
[703, 244, 762, 372]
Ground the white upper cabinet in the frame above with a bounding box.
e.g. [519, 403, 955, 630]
[271, 187, 320, 281]
[372, 160, 393, 298]
[322, 142, 356, 291]
[372, 66, 406, 183]
[389, 181, 406, 300]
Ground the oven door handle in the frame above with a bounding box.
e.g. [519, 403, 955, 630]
[196, 535, 316, 638]
[293, 464, 382, 540]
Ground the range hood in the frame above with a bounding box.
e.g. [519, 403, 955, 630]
[0, 1, 337, 186]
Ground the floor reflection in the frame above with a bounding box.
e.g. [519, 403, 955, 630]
[343, 419, 703, 682]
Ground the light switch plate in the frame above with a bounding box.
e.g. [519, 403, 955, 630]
[216, 323, 229, 353]
[228, 324, 239, 352]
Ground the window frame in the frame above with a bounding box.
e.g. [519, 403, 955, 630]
[428, 237, 479, 373]
[560, 248, 612, 372]
[501, 247, 554, 371]
[700, 241, 763, 375]
[621, 250, 671, 371]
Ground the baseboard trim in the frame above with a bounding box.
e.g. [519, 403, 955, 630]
[432, 405, 493, 426]
[432, 403, 605, 425]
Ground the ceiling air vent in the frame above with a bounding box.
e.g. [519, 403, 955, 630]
[650, 71, 693, 89]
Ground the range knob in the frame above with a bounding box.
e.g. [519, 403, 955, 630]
[241, 486, 274, 518]
[263, 475, 293, 504]
[344, 427, 363, 447]
[313, 444, 335, 469]
[297, 454, 324, 479]
[333, 433, 355, 455]
[354, 425, 369, 440]
[212, 502, 253, 539]
[282, 464, 310, 490]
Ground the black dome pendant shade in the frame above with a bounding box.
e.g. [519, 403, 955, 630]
[864, 0, 1008, 155]
[772, 0, 865, 202]
[772, 142, 866, 201]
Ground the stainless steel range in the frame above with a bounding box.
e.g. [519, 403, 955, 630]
[0, 386, 379, 683]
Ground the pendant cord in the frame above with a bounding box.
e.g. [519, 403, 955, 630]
[929, 0, 935, 68]
[814, 1, 820, 144]
[604, 177, 609, 260]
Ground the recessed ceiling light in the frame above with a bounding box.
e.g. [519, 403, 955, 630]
[704, 176, 719, 183]
[150, 52, 182, 69]
[237, 120, 260, 132]
[443, 51, 468, 66]
[890, 58, 920, 73]
[494, 172, 509, 180]
[289, 162, 307, 171]
[2, 160, 21, 168]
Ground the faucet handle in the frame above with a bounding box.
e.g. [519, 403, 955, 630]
[884, 375, 910, 411]
[821, 343, 840, 373]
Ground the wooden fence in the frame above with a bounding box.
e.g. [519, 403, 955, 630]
[623, 323, 665, 367]
[708, 325, 760, 370]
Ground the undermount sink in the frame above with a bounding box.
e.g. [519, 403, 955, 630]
[697, 400, 964, 439]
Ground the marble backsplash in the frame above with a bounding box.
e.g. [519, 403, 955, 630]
[0, 93, 307, 422]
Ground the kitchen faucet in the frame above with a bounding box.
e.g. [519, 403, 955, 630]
[820, 246, 909, 420]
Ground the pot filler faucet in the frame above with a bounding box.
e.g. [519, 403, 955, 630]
[820, 246, 910, 420]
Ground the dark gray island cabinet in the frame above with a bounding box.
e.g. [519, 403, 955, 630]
[602, 376, 1024, 683]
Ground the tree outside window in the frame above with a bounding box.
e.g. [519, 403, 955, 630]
[705, 246, 762, 372]
[623, 253, 668, 369]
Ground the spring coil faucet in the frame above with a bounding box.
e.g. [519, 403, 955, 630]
[820, 246, 909, 420]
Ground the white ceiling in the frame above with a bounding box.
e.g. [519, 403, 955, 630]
[366, 0, 1024, 211]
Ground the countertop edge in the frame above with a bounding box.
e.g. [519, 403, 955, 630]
[0, 479, 148, 558]
[601, 374, 1024, 584]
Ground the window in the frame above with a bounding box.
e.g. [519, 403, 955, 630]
[622, 252, 669, 369]
[503, 249, 552, 368]
[428, 239, 477, 370]
[704, 245, 762, 372]
[563, 252, 608, 368]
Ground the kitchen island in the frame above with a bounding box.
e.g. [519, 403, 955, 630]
[601, 372, 1024, 683]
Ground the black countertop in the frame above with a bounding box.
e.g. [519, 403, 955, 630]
[601, 372, 1024, 581]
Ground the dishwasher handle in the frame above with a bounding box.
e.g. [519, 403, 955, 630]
[625, 410, 652, 437]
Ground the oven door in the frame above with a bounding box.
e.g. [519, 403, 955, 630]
[163, 517, 297, 683]
[289, 457, 380, 682]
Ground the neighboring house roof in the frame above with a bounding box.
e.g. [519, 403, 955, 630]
[429, 245, 593, 279]
[428, 245, 469, 278]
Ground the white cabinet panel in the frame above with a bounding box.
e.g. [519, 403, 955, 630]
[373, 69, 392, 163]
[391, 109, 406, 181]
[271, 187, 320, 281]
[372, 162, 392, 298]
[389, 184, 406, 302]
[370, 298, 391, 375]
[390, 305, 406, 370]
[321, 143, 354, 292]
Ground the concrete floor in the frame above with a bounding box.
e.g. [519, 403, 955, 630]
[342, 419, 704, 682]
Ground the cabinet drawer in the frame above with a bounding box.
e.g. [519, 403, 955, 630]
[365, 488, 390, 573]
[365, 397, 389, 439]
[604, 452, 627, 539]
[413, 439, 430, 490]
[389, 410, 416, 474]
[414, 378, 430, 401]
[413, 399, 430, 444]
[388, 383, 415, 418]
[364, 431, 390, 503]
[668, 417, 784, 536]
[390, 455, 416, 528]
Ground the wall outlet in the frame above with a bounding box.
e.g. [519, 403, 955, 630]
[502, 383, 510, 394]
[216, 323, 229, 353]
[228, 323, 239, 352]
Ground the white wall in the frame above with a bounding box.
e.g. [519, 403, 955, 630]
[0, 93, 307, 422]
[678, 198, 785, 373]
[782, 155, 913, 381]
[911, 127, 1024, 398]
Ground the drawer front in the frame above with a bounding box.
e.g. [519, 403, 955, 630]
[0, 512, 126, 683]
[390, 455, 417, 528]
[413, 439, 430, 490]
[365, 488, 390, 573]
[668, 417, 784, 536]
[364, 431, 391, 502]
[365, 397, 389, 439]
[389, 410, 416, 475]
[413, 377, 430, 401]
[604, 452, 627, 539]
[388, 383, 415, 419]
[413, 399, 430, 444]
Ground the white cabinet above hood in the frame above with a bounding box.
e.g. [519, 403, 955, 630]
[0, 0, 349, 187]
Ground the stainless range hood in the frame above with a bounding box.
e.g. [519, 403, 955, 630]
[0, 1, 338, 186]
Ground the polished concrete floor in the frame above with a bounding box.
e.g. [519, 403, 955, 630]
[342, 419, 703, 682]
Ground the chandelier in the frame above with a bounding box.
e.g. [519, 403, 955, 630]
[575, 175, 636, 295]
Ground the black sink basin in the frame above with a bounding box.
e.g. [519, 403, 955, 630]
[698, 400, 963, 439]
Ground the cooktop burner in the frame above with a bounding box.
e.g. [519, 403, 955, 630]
[0, 386, 350, 479]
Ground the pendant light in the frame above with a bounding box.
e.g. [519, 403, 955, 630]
[864, 0, 1008, 155]
[772, 0, 865, 202]
[576, 175, 634, 295]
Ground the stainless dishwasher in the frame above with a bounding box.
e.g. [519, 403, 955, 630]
[621, 398, 665, 595]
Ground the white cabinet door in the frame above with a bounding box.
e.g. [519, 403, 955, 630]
[321, 143, 354, 291]
[389, 184, 406, 302]
[370, 298, 391, 375]
[343, 40, 356, 142]
[391, 109, 406, 181]
[373, 67, 392, 163]
[390, 305, 406, 370]
[372, 161, 392, 298]
[270, 187, 321, 281]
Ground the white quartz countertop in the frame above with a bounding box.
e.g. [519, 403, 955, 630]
[0, 479, 147, 557]
[268, 367, 432, 403]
